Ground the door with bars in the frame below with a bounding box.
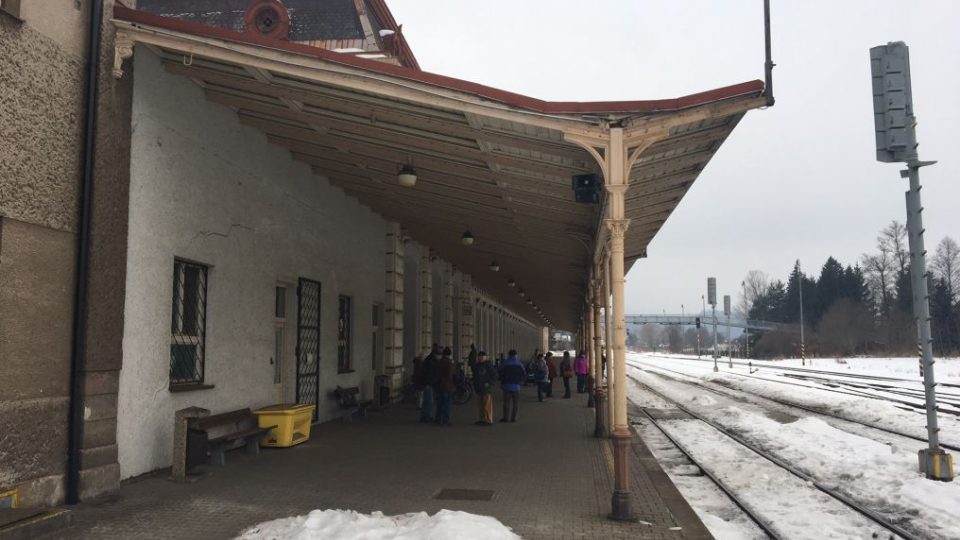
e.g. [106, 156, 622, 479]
[296, 278, 321, 419]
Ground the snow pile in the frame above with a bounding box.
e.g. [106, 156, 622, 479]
[236, 509, 521, 540]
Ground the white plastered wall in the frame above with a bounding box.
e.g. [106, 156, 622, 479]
[117, 50, 386, 479]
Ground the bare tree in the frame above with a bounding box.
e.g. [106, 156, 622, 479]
[932, 236, 960, 301]
[641, 324, 661, 352]
[862, 250, 894, 312]
[738, 270, 769, 317]
[879, 220, 909, 274]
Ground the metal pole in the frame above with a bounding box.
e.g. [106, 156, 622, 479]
[712, 304, 718, 372]
[763, 0, 775, 107]
[742, 281, 749, 359]
[797, 260, 806, 366]
[681, 304, 685, 354]
[904, 155, 951, 479]
[727, 313, 732, 368]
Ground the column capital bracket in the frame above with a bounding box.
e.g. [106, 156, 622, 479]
[605, 219, 630, 241]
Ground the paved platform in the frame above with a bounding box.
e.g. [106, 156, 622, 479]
[47, 386, 711, 539]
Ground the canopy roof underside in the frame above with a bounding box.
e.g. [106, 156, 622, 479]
[113, 6, 765, 331]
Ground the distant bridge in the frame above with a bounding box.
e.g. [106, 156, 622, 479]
[625, 315, 799, 333]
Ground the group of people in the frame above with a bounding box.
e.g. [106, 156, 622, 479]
[411, 344, 592, 427]
[411, 345, 459, 426]
[527, 350, 592, 400]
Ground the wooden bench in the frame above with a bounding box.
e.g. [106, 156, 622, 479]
[332, 386, 373, 421]
[187, 408, 276, 466]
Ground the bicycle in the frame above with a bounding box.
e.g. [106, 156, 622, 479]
[452, 364, 474, 405]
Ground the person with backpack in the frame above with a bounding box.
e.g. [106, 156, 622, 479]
[472, 351, 497, 426]
[531, 353, 548, 402]
[559, 351, 574, 398]
[499, 349, 525, 423]
[574, 350, 589, 393]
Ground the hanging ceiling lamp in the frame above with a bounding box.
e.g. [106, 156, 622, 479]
[397, 164, 417, 187]
[489, 261, 500, 272]
[507, 278, 516, 287]
[460, 231, 474, 246]
[518, 289, 525, 297]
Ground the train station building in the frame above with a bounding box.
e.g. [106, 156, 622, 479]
[0, 0, 767, 534]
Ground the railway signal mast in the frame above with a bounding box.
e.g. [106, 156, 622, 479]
[708, 278, 718, 372]
[724, 295, 732, 368]
[870, 41, 953, 481]
[796, 260, 806, 366]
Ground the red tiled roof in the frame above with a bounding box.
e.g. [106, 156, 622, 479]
[113, 4, 764, 116]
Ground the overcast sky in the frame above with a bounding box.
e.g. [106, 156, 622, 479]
[389, 0, 960, 316]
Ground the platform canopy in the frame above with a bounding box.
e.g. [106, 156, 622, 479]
[111, 4, 766, 331]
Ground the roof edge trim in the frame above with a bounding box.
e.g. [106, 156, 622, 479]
[113, 4, 764, 116]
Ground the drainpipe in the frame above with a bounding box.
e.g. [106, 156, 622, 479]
[67, 0, 103, 505]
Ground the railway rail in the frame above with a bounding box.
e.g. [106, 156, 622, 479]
[636, 406, 781, 539]
[628, 373, 918, 540]
[627, 358, 960, 454]
[634, 355, 960, 417]
[643, 353, 960, 389]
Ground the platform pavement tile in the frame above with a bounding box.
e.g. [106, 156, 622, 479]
[44, 387, 709, 540]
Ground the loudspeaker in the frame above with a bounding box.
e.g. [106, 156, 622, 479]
[572, 174, 600, 204]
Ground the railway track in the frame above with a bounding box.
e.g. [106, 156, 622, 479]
[642, 353, 960, 389]
[627, 358, 960, 454]
[779, 372, 960, 407]
[634, 355, 960, 417]
[628, 373, 918, 540]
[636, 405, 780, 539]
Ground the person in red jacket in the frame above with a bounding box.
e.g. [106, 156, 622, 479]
[574, 351, 589, 393]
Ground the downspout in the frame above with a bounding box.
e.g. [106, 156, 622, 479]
[67, 0, 103, 505]
[763, 0, 775, 106]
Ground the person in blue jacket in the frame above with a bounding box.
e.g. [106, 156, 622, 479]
[499, 349, 526, 423]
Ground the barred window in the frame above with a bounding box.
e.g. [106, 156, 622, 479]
[337, 295, 352, 372]
[170, 259, 208, 385]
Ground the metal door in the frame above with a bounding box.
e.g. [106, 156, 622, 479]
[296, 278, 321, 420]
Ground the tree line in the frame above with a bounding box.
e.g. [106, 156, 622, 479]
[743, 221, 959, 358]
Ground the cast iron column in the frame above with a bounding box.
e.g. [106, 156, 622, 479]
[606, 127, 635, 520]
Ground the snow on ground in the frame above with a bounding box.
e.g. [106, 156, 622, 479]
[631, 353, 960, 447]
[645, 352, 960, 384]
[236, 509, 520, 540]
[628, 352, 960, 540]
[747, 355, 960, 384]
[633, 415, 767, 540]
[657, 419, 892, 539]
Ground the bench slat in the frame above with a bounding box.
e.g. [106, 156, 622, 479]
[195, 408, 253, 429]
[208, 426, 275, 445]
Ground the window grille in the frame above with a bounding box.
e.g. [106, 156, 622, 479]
[170, 259, 208, 385]
[274, 286, 287, 385]
[338, 295, 352, 372]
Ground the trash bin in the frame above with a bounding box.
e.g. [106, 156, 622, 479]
[253, 403, 316, 448]
[375, 375, 390, 406]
